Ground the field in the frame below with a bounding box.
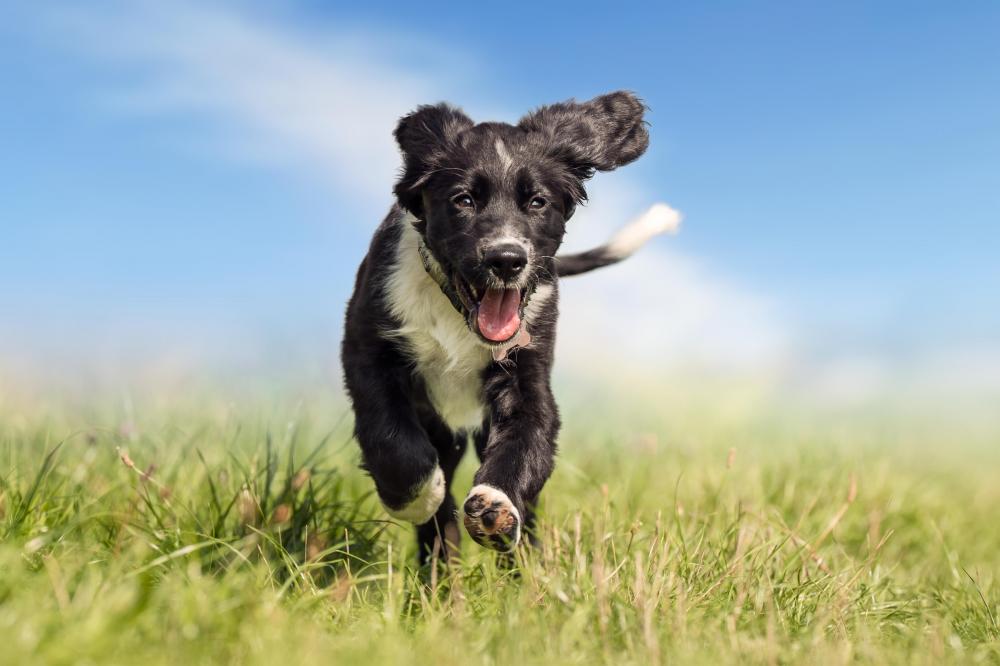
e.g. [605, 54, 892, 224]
[1, 383, 998, 665]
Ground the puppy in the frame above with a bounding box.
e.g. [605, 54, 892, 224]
[342, 91, 679, 560]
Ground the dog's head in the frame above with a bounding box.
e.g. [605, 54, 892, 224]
[393, 91, 649, 345]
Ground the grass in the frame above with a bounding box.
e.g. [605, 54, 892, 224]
[1, 385, 998, 665]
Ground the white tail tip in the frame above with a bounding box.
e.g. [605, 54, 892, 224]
[606, 202, 683, 259]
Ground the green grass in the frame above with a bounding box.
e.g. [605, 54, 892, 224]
[1, 388, 998, 665]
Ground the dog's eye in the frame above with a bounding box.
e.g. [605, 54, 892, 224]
[452, 193, 475, 209]
[529, 196, 547, 210]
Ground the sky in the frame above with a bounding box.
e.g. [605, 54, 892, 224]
[1, 1, 999, 397]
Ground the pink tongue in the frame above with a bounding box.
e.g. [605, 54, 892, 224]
[477, 288, 522, 341]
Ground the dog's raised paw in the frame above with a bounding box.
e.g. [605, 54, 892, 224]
[462, 485, 521, 552]
[382, 466, 445, 525]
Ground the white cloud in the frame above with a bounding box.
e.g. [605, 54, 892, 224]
[43, 1, 452, 203]
[558, 178, 791, 374]
[32, 0, 793, 379]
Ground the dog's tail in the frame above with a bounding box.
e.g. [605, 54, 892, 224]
[555, 203, 682, 277]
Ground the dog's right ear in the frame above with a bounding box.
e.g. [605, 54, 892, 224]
[393, 103, 474, 218]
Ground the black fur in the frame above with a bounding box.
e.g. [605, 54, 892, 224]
[342, 91, 650, 561]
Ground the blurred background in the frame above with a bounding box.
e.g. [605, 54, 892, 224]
[2, 1, 998, 412]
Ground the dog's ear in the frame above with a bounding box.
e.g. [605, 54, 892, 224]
[393, 103, 474, 218]
[519, 90, 649, 187]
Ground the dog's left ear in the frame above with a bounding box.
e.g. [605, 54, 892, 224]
[519, 90, 649, 187]
[393, 103, 474, 218]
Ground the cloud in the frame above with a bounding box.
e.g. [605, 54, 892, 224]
[27, 0, 794, 381]
[558, 178, 791, 375]
[41, 1, 458, 204]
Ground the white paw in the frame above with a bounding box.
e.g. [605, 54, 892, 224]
[383, 466, 445, 524]
[462, 484, 521, 552]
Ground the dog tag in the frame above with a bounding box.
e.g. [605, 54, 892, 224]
[492, 329, 532, 362]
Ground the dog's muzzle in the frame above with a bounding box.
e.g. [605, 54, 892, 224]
[417, 238, 535, 346]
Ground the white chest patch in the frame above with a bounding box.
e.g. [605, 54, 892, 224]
[383, 217, 490, 432]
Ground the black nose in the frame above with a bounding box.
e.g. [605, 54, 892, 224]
[483, 243, 528, 282]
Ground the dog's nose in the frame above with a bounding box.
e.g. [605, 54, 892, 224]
[483, 243, 528, 282]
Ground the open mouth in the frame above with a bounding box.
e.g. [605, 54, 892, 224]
[453, 278, 529, 345]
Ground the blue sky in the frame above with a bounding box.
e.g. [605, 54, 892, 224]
[2, 2, 999, 390]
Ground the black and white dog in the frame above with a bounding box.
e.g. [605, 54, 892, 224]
[342, 91, 679, 560]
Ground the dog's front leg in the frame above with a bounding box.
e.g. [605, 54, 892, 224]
[343, 343, 445, 526]
[463, 352, 560, 552]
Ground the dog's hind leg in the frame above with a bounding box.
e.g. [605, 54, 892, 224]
[415, 417, 467, 564]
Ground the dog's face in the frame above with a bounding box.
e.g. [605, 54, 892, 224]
[393, 91, 649, 345]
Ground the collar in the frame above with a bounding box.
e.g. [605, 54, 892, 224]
[416, 236, 466, 317]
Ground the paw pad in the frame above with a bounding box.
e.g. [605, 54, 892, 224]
[462, 485, 521, 552]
